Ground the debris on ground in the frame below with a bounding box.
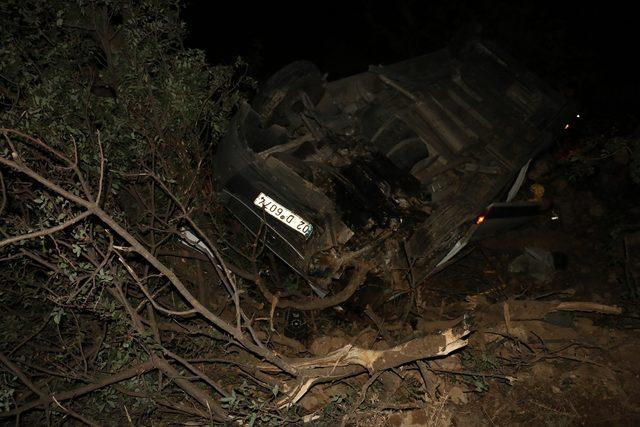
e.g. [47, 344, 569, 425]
[508, 246, 560, 284]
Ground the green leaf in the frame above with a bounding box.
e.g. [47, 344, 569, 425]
[248, 412, 257, 427]
[72, 244, 82, 257]
[52, 307, 64, 325]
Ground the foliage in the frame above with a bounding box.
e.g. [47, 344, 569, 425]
[0, 0, 249, 183]
[0, 0, 250, 424]
[0, 372, 17, 414]
[460, 350, 501, 393]
[220, 381, 293, 426]
[0, 0, 249, 311]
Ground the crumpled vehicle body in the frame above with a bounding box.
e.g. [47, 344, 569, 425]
[214, 40, 574, 294]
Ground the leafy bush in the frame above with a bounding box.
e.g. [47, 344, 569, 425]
[1, 1, 252, 423]
[1, 0, 249, 182]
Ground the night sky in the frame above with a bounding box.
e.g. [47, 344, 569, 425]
[183, 1, 639, 132]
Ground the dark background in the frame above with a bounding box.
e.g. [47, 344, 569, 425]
[182, 1, 639, 132]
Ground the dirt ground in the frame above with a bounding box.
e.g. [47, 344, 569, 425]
[279, 138, 640, 426]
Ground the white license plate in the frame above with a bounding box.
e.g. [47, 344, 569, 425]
[253, 192, 313, 238]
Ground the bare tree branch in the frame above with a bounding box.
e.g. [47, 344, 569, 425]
[0, 170, 6, 216]
[0, 210, 91, 248]
[1, 141, 295, 375]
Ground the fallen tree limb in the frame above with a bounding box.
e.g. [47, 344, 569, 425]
[0, 140, 295, 376]
[51, 396, 100, 427]
[0, 210, 92, 248]
[0, 353, 45, 400]
[499, 299, 623, 320]
[255, 263, 372, 311]
[553, 301, 622, 315]
[287, 315, 471, 372]
[274, 315, 473, 405]
[161, 348, 229, 398]
[109, 286, 228, 420]
[151, 356, 226, 420]
[147, 320, 306, 353]
[0, 360, 156, 418]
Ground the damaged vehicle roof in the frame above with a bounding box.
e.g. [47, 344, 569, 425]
[214, 40, 574, 294]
